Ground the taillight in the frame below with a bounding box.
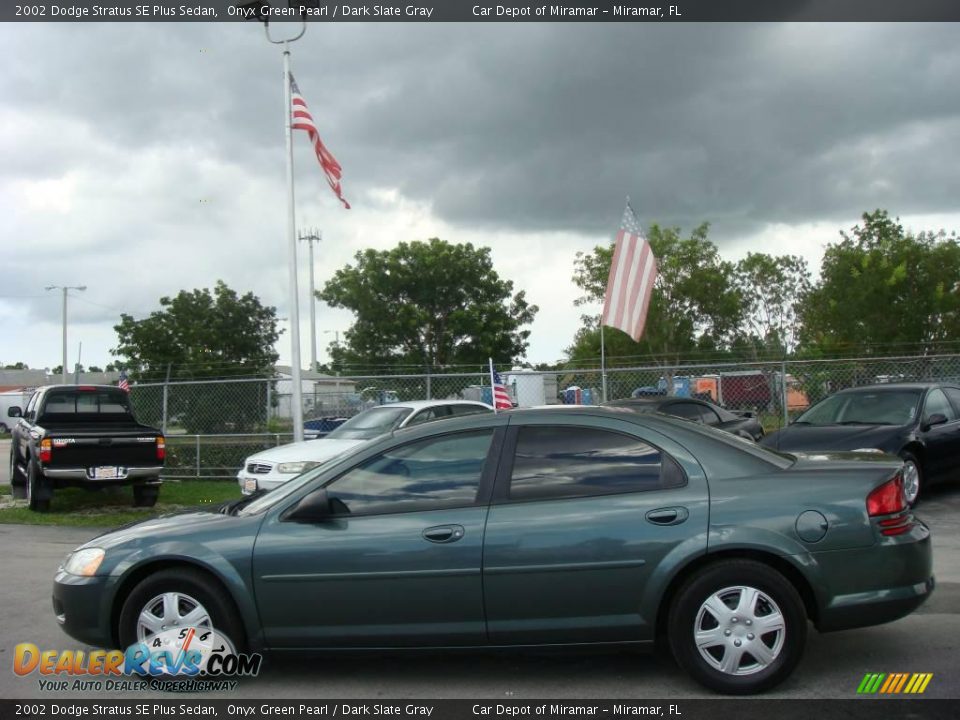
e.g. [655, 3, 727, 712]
[39, 438, 52, 464]
[867, 473, 906, 517]
[156, 436, 166, 461]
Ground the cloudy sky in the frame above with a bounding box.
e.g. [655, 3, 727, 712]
[1, 21, 959, 373]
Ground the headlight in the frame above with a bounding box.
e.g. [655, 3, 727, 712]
[852, 448, 885, 454]
[277, 461, 322, 474]
[63, 548, 105, 577]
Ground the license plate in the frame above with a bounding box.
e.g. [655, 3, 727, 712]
[244, 479, 257, 494]
[94, 466, 119, 480]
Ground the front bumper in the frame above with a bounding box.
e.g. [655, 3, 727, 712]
[52, 570, 114, 648]
[236, 471, 287, 495]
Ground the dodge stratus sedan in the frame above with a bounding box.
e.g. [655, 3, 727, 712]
[53, 407, 933, 694]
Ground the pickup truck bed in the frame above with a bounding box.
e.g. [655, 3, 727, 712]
[7, 384, 165, 512]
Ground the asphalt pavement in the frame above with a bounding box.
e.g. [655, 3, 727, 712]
[1, 438, 958, 701]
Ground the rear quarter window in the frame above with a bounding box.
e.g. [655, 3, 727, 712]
[507, 425, 686, 502]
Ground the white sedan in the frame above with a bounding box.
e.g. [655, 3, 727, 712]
[237, 399, 494, 494]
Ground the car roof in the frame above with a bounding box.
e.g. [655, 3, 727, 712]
[836, 383, 948, 393]
[382, 399, 493, 410]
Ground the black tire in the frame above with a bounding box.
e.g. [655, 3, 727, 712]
[118, 568, 245, 656]
[9, 450, 26, 499]
[133, 485, 159, 508]
[26, 460, 51, 513]
[900, 451, 923, 507]
[668, 559, 807, 695]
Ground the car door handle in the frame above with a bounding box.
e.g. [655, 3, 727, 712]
[422, 524, 465, 544]
[646, 507, 689, 526]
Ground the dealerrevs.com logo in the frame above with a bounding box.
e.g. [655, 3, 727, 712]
[857, 672, 934, 695]
[14, 627, 262, 692]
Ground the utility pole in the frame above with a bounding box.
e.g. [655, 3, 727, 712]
[300, 228, 321, 373]
[46, 285, 86, 384]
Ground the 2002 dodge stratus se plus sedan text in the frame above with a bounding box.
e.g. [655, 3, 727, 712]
[52, 407, 934, 694]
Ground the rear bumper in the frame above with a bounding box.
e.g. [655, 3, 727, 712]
[44, 466, 163, 486]
[811, 522, 935, 632]
[817, 576, 935, 632]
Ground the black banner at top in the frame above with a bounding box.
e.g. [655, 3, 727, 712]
[3, 0, 960, 23]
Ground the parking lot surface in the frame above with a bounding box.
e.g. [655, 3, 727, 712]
[1, 438, 958, 700]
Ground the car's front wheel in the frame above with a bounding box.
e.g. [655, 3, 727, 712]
[669, 560, 807, 694]
[26, 460, 50, 513]
[118, 568, 245, 672]
[9, 450, 26, 499]
[900, 452, 922, 507]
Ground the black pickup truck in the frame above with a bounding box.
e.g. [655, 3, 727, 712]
[7, 385, 164, 512]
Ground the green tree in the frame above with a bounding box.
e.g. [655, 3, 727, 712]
[568, 223, 743, 377]
[798, 210, 960, 354]
[3, 362, 29, 370]
[320, 239, 538, 371]
[732, 253, 811, 360]
[113, 281, 280, 432]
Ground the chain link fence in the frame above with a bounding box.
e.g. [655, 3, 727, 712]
[130, 353, 960, 479]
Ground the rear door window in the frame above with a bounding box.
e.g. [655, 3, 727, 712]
[507, 425, 686, 502]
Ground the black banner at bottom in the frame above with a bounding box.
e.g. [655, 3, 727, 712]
[1, 699, 957, 720]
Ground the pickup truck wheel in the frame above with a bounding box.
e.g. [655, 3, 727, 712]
[133, 485, 159, 508]
[9, 451, 26, 498]
[118, 568, 246, 671]
[26, 461, 51, 513]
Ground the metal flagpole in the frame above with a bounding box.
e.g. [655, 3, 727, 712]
[282, 42, 305, 443]
[488, 358, 498, 415]
[600, 317, 608, 402]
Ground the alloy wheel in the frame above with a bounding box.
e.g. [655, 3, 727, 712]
[902, 460, 921, 506]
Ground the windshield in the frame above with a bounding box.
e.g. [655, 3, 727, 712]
[796, 389, 922, 426]
[325, 406, 412, 440]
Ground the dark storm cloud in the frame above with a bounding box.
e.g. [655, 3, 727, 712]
[3, 22, 959, 245]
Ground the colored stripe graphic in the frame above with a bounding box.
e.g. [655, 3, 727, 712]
[857, 673, 933, 694]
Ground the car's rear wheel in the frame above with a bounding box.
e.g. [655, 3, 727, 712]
[26, 460, 50, 513]
[900, 452, 922, 507]
[669, 560, 807, 694]
[133, 485, 159, 508]
[118, 568, 245, 670]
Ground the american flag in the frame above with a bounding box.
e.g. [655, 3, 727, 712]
[488, 360, 513, 411]
[118, 370, 130, 393]
[601, 200, 658, 342]
[290, 73, 350, 210]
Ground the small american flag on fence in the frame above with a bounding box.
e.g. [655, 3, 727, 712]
[601, 200, 658, 342]
[118, 370, 130, 393]
[488, 360, 513, 411]
[290, 73, 350, 209]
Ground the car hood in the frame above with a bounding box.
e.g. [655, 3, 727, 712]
[761, 423, 905, 453]
[86, 509, 245, 551]
[245, 437, 364, 464]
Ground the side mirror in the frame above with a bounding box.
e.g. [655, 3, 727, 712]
[922, 413, 948, 431]
[287, 489, 332, 522]
[7, 406, 22, 418]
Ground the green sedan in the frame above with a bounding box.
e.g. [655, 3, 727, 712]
[52, 406, 934, 694]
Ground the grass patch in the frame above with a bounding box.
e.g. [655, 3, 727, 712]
[0, 480, 242, 527]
